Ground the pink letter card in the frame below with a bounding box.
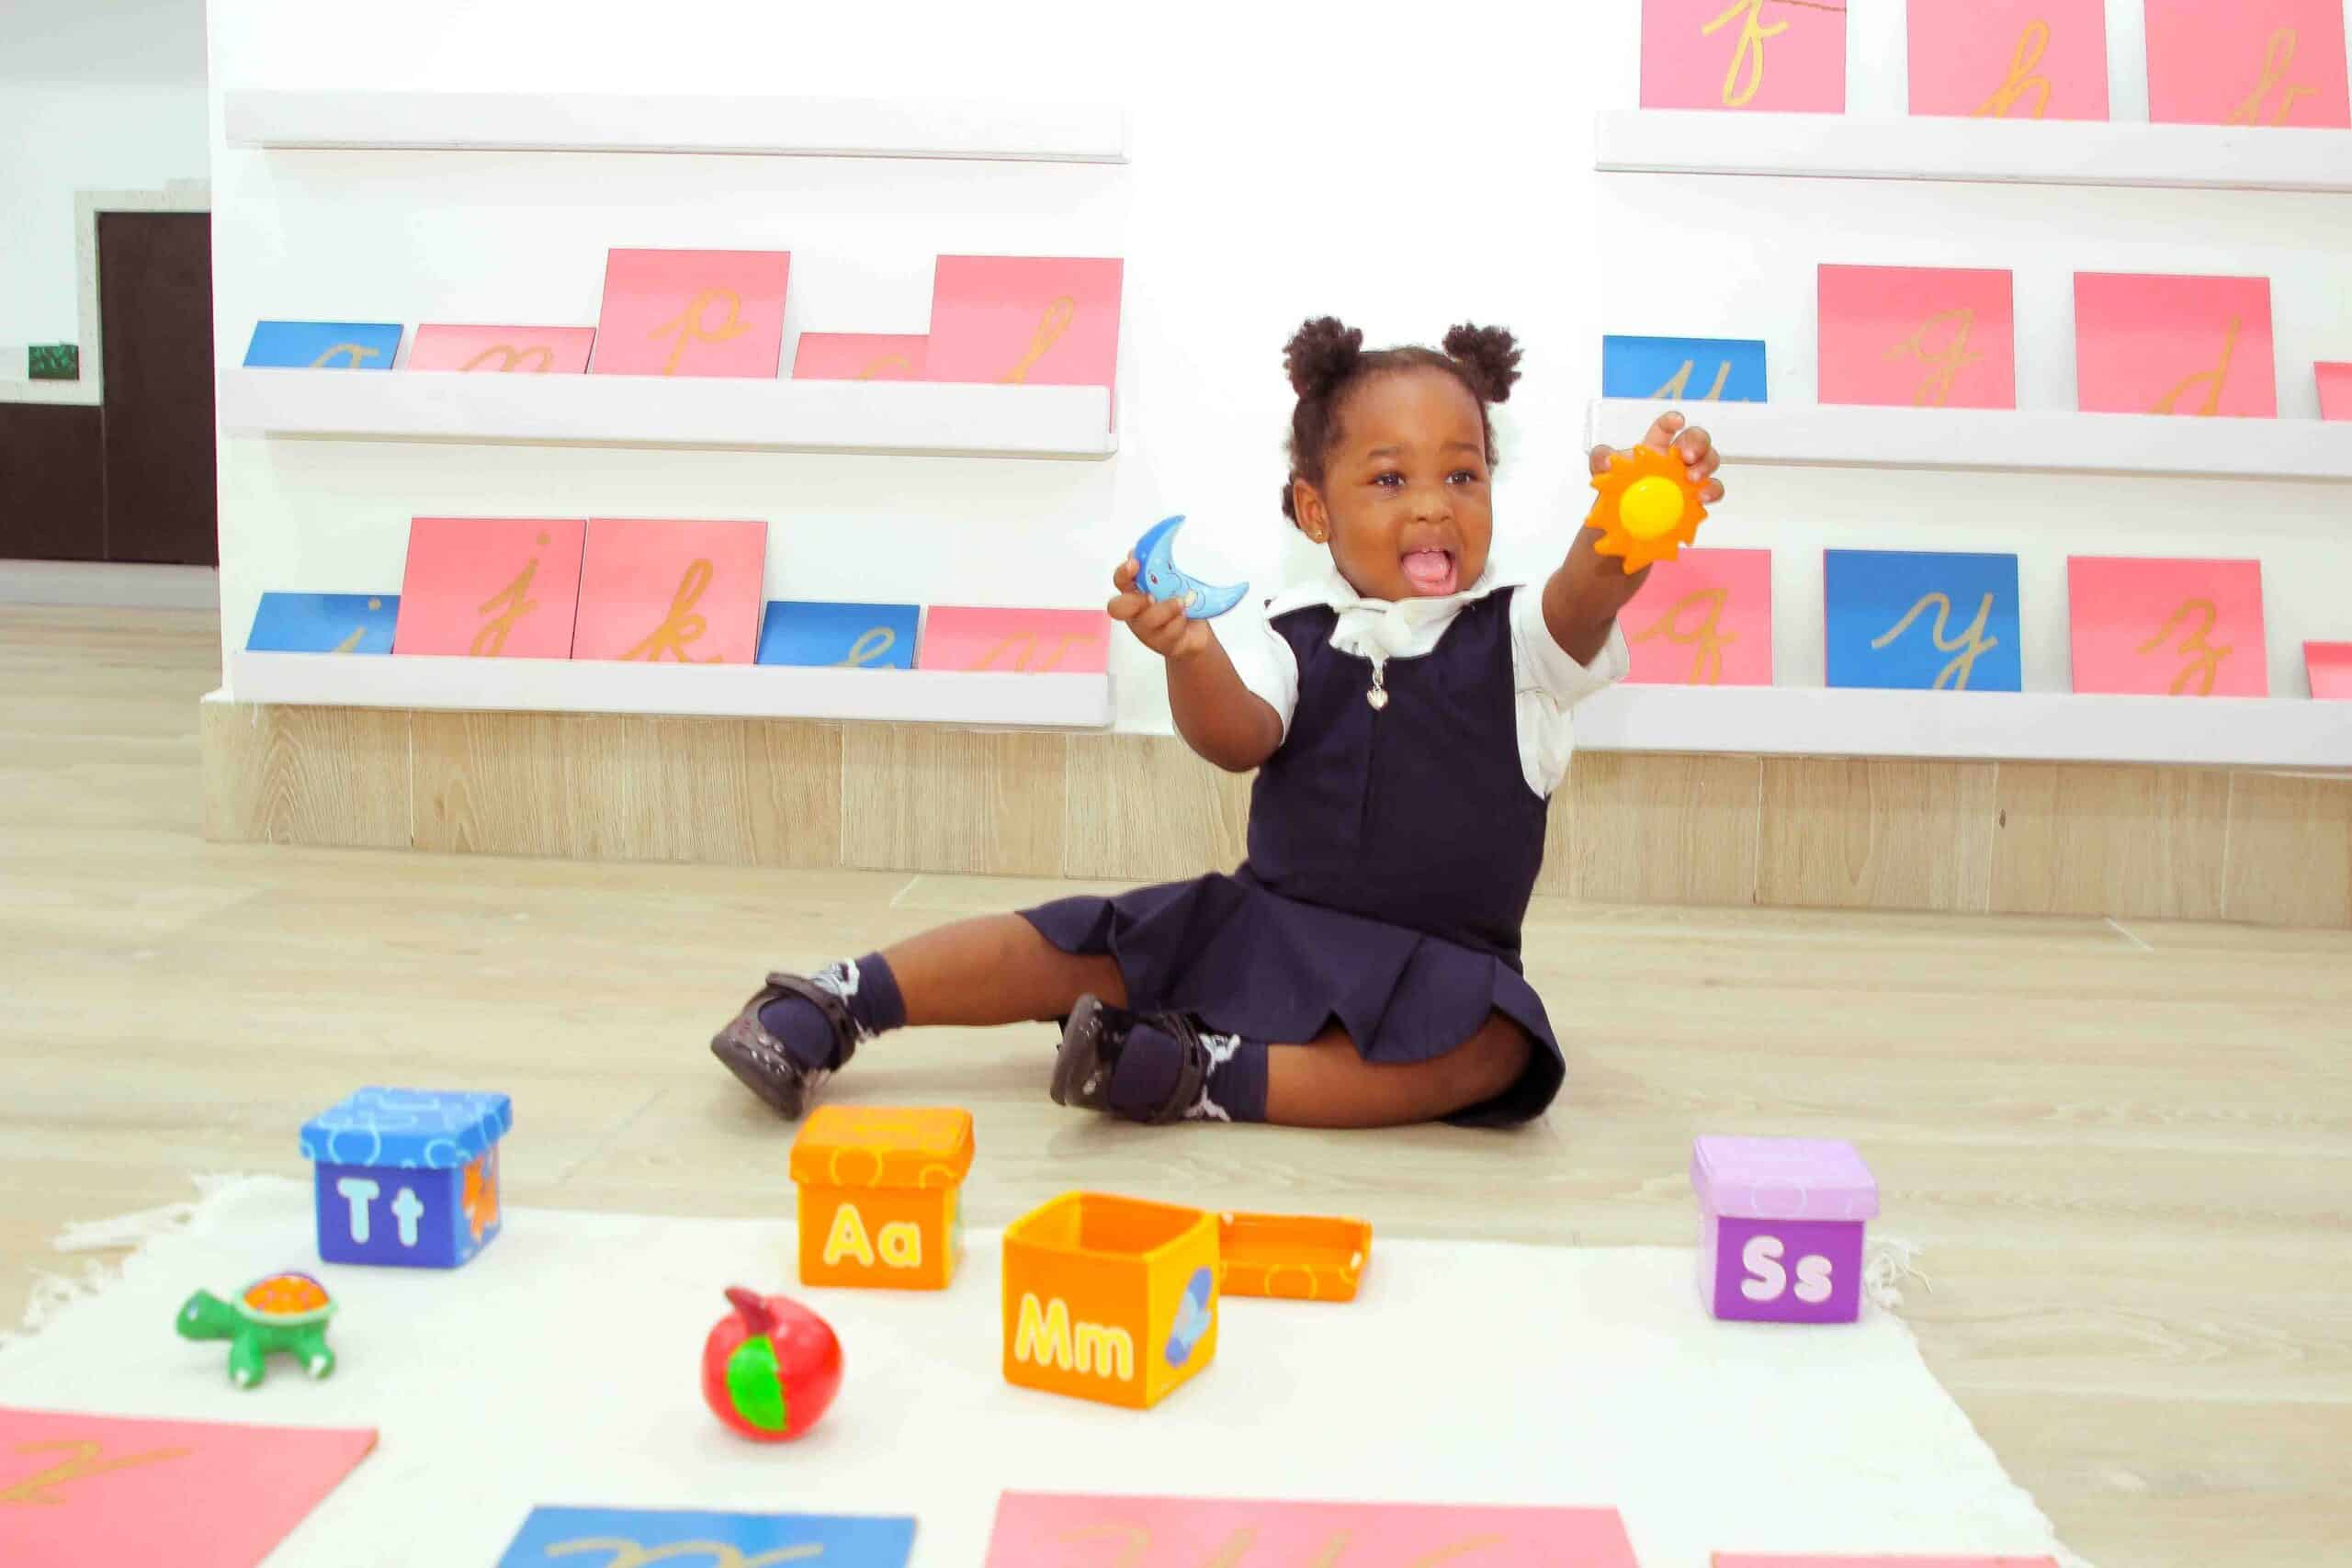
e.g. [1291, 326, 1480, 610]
[926, 256, 1125, 394]
[2074, 273, 2276, 418]
[590, 249, 791, 378]
[1641, 0, 1849, 113]
[0, 1404, 375, 1568]
[1624, 548, 1775, 686]
[1819, 265, 2016, 410]
[2067, 556, 2267, 697]
[408, 324, 594, 374]
[986, 1493, 1638, 1568]
[394, 517, 586, 659]
[571, 518, 768, 665]
[2145, 0, 2350, 129]
[2318, 363, 2352, 421]
[793, 333, 930, 381]
[2308, 643, 2352, 699]
[1906, 0, 2109, 120]
[916, 606, 1110, 674]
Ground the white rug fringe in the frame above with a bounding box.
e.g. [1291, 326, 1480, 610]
[0, 1173, 259, 1352]
[1865, 1234, 1931, 1311]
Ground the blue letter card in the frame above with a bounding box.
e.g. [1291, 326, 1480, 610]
[246, 592, 400, 654]
[496, 1507, 916, 1567]
[755, 600, 921, 669]
[1825, 548, 2023, 692]
[1601, 335, 1767, 402]
[243, 321, 404, 369]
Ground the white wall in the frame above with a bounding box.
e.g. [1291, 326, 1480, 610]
[0, 0, 209, 347]
[208, 0, 2352, 724]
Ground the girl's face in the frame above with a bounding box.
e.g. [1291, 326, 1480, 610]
[1291, 367, 1494, 602]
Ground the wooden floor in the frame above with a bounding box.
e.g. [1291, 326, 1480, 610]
[3, 604, 2347, 1564]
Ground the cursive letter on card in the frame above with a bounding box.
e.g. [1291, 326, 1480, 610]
[308, 343, 380, 368]
[1974, 20, 2054, 118]
[2134, 597, 2233, 694]
[459, 344, 557, 373]
[1883, 307, 1983, 407]
[2152, 316, 2243, 417]
[1651, 359, 1734, 401]
[1632, 588, 1738, 685]
[1872, 591, 2001, 690]
[999, 296, 1078, 385]
[0, 1439, 192, 1506]
[2226, 28, 2319, 127]
[650, 289, 750, 377]
[832, 627, 896, 668]
[470, 536, 548, 657]
[621, 559, 723, 664]
[543, 1539, 820, 1568]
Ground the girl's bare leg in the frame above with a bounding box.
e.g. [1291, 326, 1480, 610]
[884, 914, 1125, 1029]
[1263, 1012, 1532, 1129]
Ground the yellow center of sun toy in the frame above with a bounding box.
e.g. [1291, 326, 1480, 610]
[1587, 444, 1709, 574]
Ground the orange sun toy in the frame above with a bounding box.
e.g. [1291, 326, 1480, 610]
[1586, 443, 1709, 575]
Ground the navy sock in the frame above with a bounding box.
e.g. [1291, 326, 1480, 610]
[757, 954, 905, 1070]
[1203, 1033, 1269, 1124]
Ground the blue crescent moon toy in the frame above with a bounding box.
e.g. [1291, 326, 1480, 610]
[1134, 515, 1248, 620]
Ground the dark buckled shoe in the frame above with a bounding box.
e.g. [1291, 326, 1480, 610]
[710, 972, 857, 1120]
[1050, 996, 1214, 1125]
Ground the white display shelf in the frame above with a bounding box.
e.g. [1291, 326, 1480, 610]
[1585, 399, 2352, 482]
[1594, 110, 2352, 195]
[218, 368, 1118, 459]
[222, 89, 1128, 164]
[1574, 683, 2352, 768]
[228, 650, 1114, 729]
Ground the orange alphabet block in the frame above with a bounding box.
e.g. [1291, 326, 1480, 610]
[1001, 1191, 1218, 1411]
[788, 1106, 974, 1292]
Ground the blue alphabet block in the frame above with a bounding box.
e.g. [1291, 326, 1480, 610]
[245, 592, 400, 654]
[1825, 548, 2024, 693]
[243, 321, 404, 370]
[755, 600, 921, 669]
[1602, 335, 1768, 402]
[300, 1088, 512, 1269]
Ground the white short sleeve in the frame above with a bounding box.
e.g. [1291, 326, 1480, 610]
[1510, 583, 1629, 798]
[1212, 605, 1300, 742]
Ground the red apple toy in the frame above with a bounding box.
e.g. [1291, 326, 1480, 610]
[700, 1286, 843, 1441]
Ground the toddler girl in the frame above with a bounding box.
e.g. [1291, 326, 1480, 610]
[713, 316, 1722, 1129]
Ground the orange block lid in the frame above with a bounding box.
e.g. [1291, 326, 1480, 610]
[789, 1106, 975, 1190]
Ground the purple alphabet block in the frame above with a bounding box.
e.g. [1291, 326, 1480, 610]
[300, 1088, 511, 1270]
[1691, 1136, 1877, 1325]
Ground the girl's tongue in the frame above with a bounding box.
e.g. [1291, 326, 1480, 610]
[1400, 549, 1458, 596]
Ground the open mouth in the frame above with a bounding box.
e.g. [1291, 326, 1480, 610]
[1399, 548, 1459, 597]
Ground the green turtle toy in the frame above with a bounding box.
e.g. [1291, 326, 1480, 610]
[177, 1272, 338, 1388]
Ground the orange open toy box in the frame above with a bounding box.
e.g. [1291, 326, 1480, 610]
[1218, 1211, 1373, 1302]
[788, 1106, 975, 1292]
[1002, 1191, 1219, 1410]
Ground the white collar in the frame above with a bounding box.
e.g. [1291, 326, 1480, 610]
[1266, 568, 1504, 665]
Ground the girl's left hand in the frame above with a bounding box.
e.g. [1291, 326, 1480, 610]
[1588, 410, 1723, 504]
[1561, 410, 1724, 615]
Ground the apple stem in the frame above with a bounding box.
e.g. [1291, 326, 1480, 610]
[724, 1286, 776, 1336]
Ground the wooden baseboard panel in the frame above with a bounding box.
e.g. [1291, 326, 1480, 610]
[198, 696, 2352, 930]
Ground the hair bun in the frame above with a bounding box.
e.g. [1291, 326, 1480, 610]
[1283, 316, 1364, 399]
[1442, 322, 1522, 405]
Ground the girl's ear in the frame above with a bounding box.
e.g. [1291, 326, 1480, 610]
[1292, 479, 1331, 546]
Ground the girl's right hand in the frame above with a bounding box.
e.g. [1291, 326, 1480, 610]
[1109, 557, 1213, 663]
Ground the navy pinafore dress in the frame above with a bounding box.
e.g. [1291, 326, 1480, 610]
[1022, 588, 1563, 1127]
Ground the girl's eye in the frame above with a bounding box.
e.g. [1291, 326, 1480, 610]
[1373, 471, 1404, 489]
[1449, 469, 1479, 484]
